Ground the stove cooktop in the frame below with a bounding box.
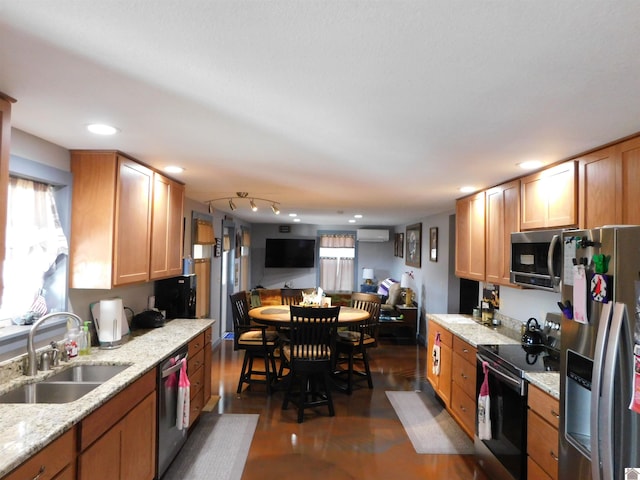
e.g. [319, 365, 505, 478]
[477, 343, 560, 376]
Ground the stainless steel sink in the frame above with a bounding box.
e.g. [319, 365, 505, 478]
[0, 382, 100, 404]
[0, 364, 131, 404]
[43, 364, 130, 383]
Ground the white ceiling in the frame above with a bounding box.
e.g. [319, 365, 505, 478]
[1, 1, 640, 226]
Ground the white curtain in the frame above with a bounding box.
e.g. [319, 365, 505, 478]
[0, 177, 68, 320]
[319, 234, 355, 292]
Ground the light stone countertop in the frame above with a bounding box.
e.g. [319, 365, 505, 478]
[427, 314, 560, 399]
[0, 318, 214, 477]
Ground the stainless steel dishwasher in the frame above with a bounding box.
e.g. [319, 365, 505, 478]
[157, 344, 189, 478]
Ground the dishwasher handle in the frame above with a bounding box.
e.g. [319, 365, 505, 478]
[162, 354, 188, 378]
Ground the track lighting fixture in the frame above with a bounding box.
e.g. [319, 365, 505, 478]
[207, 192, 281, 215]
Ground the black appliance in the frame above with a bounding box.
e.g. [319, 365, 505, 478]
[510, 229, 566, 292]
[154, 275, 197, 319]
[475, 343, 560, 480]
[132, 310, 165, 329]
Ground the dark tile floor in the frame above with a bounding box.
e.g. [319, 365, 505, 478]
[209, 338, 490, 480]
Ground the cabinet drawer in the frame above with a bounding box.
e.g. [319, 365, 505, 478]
[528, 385, 560, 429]
[189, 388, 204, 427]
[3, 428, 75, 480]
[527, 457, 553, 480]
[450, 382, 475, 438]
[188, 333, 205, 357]
[428, 320, 452, 347]
[527, 410, 559, 480]
[204, 327, 212, 344]
[452, 336, 476, 364]
[188, 348, 205, 373]
[189, 364, 205, 400]
[452, 352, 477, 399]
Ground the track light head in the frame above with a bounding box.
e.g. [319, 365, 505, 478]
[228, 199, 236, 211]
[250, 199, 258, 211]
[271, 204, 280, 214]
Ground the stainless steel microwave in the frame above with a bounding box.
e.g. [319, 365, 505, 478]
[510, 229, 566, 292]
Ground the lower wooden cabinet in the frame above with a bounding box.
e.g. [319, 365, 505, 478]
[2, 427, 76, 480]
[450, 337, 477, 438]
[426, 320, 452, 407]
[187, 328, 212, 427]
[78, 370, 157, 480]
[527, 385, 559, 480]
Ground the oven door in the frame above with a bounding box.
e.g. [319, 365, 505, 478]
[475, 354, 528, 480]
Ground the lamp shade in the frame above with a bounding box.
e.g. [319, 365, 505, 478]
[362, 268, 374, 281]
[401, 273, 411, 288]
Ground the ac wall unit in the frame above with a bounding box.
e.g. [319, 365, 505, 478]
[356, 229, 389, 242]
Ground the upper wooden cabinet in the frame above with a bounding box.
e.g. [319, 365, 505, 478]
[70, 151, 184, 288]
[455, 191, 486, 281]
[485, 179, 520, 286]
[520, 161, 577, 230]
[579, 137, 640, 228]
[0, 93, 15, 306]
[150, 173, 185, 280]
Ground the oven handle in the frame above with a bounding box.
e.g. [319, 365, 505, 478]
[162, 355, 188, 378]
[476, 353, 524, 393]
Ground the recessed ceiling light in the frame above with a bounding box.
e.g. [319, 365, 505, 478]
[87, 123, 118, 135]
[289, 213, 297, 217]
[348, 219, 356, 223]
[518, 160, 543, 170]
[459, 186, 476, 193]
[164, 166, 184, 174]
[293, 218, 301, 222]
[354, 214, 363, 219]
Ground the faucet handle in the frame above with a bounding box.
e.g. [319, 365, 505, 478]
[49, 341, 60, 367]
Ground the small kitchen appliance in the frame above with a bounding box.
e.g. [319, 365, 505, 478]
[94, 298, 125, 349]
[154, 274, 197, 319]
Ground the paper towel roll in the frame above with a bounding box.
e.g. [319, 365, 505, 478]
[98, 299, 122, 343]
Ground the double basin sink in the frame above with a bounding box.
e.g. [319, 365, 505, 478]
[0, 364, 131, 404]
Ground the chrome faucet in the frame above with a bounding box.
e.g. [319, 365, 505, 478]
[26, 312, 83, 376]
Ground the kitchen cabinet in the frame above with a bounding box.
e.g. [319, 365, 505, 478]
[527, 385, 559, 480]
[426, 320, 452, 407]
[194, 258, 211, 318]
[449, 336, 477, 438]
[187, 331, 211, 426]
[2, 427, 76, 480]
[150, 172, 184, 280]
[578, 136, 640, 228]
[70, 150, 184, 288]
[455, 191, 486, 281]
[78, 370, 156, 480]
[0, 93, 15, 304]
[485, 179, 520, 286]
[520, 160, 577, 230]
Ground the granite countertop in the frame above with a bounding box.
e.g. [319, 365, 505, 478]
[0, 318, 214, 477]
[427, 313, 560, 399]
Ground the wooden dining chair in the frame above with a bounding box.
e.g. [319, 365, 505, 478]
[334, 292, 381, 394]
[229, 291, 279, 395]
[280, 288, 305, 306]
[282, 305, 340, 423]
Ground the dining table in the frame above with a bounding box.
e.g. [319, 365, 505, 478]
[248, 304, 370, 326]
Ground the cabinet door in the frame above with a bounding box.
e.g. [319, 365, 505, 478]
[79, 425, 122, 480]
[485, 180, 520, 285]
[150, 173, 184, 280]
[455, 191, 485, 281]
[204, 338, 212, 401]
[194, 258, 211, 318]
[0, 94, 13, 303]
[439, 343, 452, 407]
[121, 393, 157, 480]
[620, 136, 640, 225]
[426, 331, 438, 389]
[113, 156, 153, 286]
[578, 146, 618, 228]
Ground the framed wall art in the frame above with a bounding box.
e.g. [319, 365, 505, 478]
[394, 233, 404, 257]
[405, 223, 422, 268]
[429, 227, 438, 262]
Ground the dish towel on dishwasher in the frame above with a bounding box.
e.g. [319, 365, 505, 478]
[477, 361, 492, 440]
[176, 359, 190, 430]
[432, 333, 441, 376]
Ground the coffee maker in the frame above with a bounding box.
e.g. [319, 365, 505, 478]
[154, 275, 197, 319]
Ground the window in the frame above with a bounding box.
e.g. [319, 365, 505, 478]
[318, 233, 355, 292]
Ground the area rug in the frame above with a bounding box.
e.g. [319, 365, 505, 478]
[386, 391, 474, 454]
[223, 331, 234, 340]
[163, 413, 259, 480]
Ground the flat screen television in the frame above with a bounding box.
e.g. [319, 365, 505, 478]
[265, 238, 316, 268]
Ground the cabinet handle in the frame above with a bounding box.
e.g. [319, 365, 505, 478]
[460, 405, 466, 412]
[462, 348, 469, 353]
[550, 450, 559, 461]
[551, 409, 560, 418]
[460, 373, 467, 379]
[32, 466, 45, 480]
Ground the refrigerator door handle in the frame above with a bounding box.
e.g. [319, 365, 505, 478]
[590, 301, 613, 480]
[598, 302, 627, 480]
[547, 234, 559, 289]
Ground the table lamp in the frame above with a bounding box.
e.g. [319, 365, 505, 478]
[401, 273, 413, 306]
[362, 268, 374, 285]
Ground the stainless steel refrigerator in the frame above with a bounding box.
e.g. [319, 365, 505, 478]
[560, 226, 640, 480]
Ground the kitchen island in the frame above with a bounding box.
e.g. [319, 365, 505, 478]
[0, 318, 214, 478]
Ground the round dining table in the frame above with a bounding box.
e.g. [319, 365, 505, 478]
[248, 305, 369, 326]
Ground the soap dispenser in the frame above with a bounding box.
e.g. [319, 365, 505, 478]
[79, 322, 91, 356]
